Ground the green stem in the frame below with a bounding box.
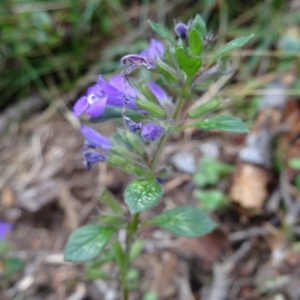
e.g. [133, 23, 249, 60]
[122, 213, 140, 300]
[150, 84, 188, 171]
[121, 82, 190, 299]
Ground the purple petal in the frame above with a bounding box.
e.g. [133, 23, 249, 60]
[82, 150, 108, 170]
[80, 125, 112, 151]
[148, 82, 171, 105]
[175, 22, 188, 39]
[109, 75, 139, 98]
[73, 96, 88, 117]
[85, 98, 107, 117]
[87, 85, 106, 105]
[0, 222, 12, 240]
[97, 76, 137, 109]
[140, 39, 164, 60]
[123, 116, 142, 133]
[142, 123, 164, 141]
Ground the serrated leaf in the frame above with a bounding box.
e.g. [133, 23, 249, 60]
[209, 34, 254, 65]
[124, 179, 163, 214]
[188, 28, 203, 56]
[148, 20, 176, 46]
[64, 225, 115, 262]
[195, 115, 249, 133]
[149, 206, 216, 237]
[90, 107, 145, 123]
[175, 47, 202, 80]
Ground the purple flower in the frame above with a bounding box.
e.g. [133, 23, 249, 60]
[148, 82, 172, 109]
[73, 85, 107, 117]
[121, 39, 165, 75]
[175, 22, 188, 40]
[139, 38, 165, 60]
[123, 116, 143, 133]
[80, 125, 112, 169]
[97, 75, 138, 110]
[81, 150, 108, 170]
[81, 125, 112, 151]
[142, 123, 164, 141]
[0, 222, 12, 240]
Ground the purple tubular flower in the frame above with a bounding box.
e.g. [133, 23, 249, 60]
[148, 82, 172, 107]
[97, 75, 138, 110]
[123, 116, 143, 133]
[121, 39, 165, 75]
[0, 222, 12, 240]
[139, 38, 165, 60]
[81, 150, 108, 170]
[73, 85, 107, 118]
[175, 22, 188, 40]
[80, 125, 112, 170]
[142, 123, 164, 141]
[81, 125, 112, 151]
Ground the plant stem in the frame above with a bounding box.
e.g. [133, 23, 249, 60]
[122, 213, 140, 300]
[121, 83, 189, 299]
[150, 85, 188, 171]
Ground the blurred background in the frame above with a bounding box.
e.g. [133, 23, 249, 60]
[1, 0, 300, 299]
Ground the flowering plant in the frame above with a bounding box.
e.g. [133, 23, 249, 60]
[65, 15, 252, 299]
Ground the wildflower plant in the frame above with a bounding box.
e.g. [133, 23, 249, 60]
[65, 15, 252, 299]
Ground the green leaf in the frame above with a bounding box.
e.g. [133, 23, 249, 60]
[64, 225, 115, 262]
[124, 179, 163, 214]
[192, 14, 206, 39]
[90, 107, 146, 123]
[112, 242, 126, 275]
[187, 99, 220, 119]
[156, 59, 178, 83]
[129, 239, 143, 262]
[136, 99, 166, 118]
[195, 189, 229, 211]
[188, 28, 203, 56]
[148, 20, 176, 46]
[149, 206, 216, 237]
[193, 156, 233, 188]
[195, 115, 249, 133]
[175, 47, 202, 80]
[288, 158, 300, 170]
[209, 34, 254, 65]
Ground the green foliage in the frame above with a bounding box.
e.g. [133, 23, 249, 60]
[90, 107, 146, 123]
[195, 189, 229, 211]
[288, 158, 300, 170]
[124, 179, 163, 214]
[188, 28, 203, 55]
[192, 14, 207, 39]
[148, 20, 176, 46]
[136, 99, 166, 118]
[2, 257, 25, 275]
[149, 206, 216, 237]
[209, 34, 254, 65]
[64, 225, 116, 262]
[188, 99, 220, 119]
[193, 156, 233, 188]
[194, 115, 249, 133]
[175, 47, 202, 81]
